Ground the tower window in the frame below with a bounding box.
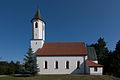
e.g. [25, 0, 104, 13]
[66, 61, 69, 69]
[77, 61, 80, 69]
[36, 42, 37, 45]
[35, 22, 38, 28]
[44, 61, 47, 69]
[55, 61, 58, 69]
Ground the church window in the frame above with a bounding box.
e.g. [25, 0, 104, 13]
[66, 61, 69, 69]
[35, 22, 38, 28]
[55, 61, 58, 69]
[94, 67, 97, 71]
[77, 61, 80, 69]
[45, 61, 47, 69]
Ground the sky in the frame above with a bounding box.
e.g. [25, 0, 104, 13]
[0, 0, 120, 63]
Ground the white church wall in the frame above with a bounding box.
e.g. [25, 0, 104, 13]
[30, 40, 44, 53]
[89, 67, 103, 75]
[37, 56, 86, 74]
[85, 56, 88, 60]
[42, 22, 45, 41]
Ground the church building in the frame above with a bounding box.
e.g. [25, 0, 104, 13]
[30, 9, 103, 75]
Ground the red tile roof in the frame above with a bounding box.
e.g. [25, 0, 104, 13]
[37, 42, 87, 56]
[86, 60, 103, 67]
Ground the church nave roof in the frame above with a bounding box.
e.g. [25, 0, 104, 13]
[37, 42, 87, 56]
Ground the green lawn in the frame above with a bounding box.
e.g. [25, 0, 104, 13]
[0, 75, 120, 80]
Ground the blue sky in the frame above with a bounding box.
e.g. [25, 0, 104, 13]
[0, 0, 120, 63]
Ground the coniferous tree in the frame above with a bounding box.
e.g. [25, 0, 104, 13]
[89, 37, 109, 64]
[24, 48, 38, 75]
[112, 40, 120, 77]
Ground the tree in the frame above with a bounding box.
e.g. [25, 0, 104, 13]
[89, 37, 109, 64]
[0, 61, 9, 75]
[15, 61, 23, 74]
[111, 40, 120, 77]
[8, 60, 16, 74]
[24, 48, 38, 75]
[0, 60, 22, 75]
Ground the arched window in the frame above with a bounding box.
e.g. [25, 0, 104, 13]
[77, 61, 80, 69]
[35, 22, 38, 28]
[55, 61, 58, 69]
[45, 61, 47, 69]
[66, 61, 69, 69]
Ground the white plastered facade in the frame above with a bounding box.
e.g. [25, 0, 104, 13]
[30, 19, 45, 53]
[37, 56, 87, 74]
[86, 62, 103, 75]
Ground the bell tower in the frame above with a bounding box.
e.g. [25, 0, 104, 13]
[30, 8, 45, 53]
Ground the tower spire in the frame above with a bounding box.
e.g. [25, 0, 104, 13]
[31, 8, 43, 22]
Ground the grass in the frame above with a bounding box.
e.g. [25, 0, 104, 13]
[0, 75, 120, 80]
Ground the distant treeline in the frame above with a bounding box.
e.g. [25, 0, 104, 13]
[0, 61, 23, 75]
[0, 48, 37, 75]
